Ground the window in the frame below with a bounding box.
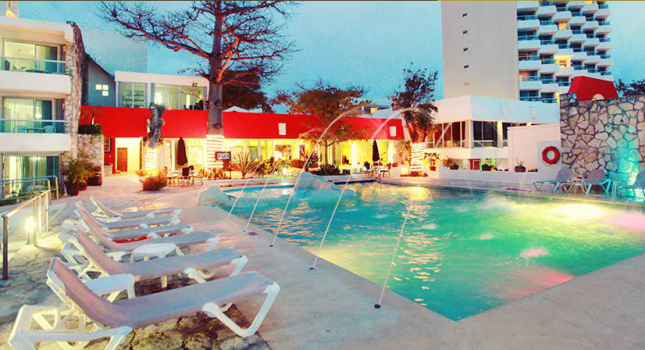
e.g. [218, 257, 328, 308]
[1, 98, 56, 132]
[427, 122, 466, 148]
[464, 65, 469, 69]
[558, 22, 568, 30]
[389, 126, 397, 137]
[154, 84, 204, 110]
[2, 155, 60, 193]
[119, 82, 146, 108]
[462, 13, 467, 17]
[95, 84, 109, 97]
[463, 47, 468, 52]
[463, 30, 468, 34]
[502, 123, 521, 147]
[278, 123, 287, 136]
[556, 57, 570, 68]
[3, 41, 61, 74]
[473, 121, 498, 147]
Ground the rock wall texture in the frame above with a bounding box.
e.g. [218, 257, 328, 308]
[77, 134, 104, 171]
[63, 23, 86, 160]
[560, 93, 645, 180]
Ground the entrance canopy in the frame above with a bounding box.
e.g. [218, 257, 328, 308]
[80, 106, 405, 140]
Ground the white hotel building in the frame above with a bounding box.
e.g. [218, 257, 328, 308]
[428, 1, 612, 171]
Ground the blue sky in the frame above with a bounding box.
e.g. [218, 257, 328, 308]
[20, 1, 645, 103]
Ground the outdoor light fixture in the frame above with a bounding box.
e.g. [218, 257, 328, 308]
[24, 217, 36, 235]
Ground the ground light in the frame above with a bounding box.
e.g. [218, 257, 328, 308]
[24, 217, 36, 236]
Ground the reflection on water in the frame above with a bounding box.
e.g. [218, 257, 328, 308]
[227, 183, 645, 320]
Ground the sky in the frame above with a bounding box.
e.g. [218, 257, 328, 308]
[19, 1, 645, 104]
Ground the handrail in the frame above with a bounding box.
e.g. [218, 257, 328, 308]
[1, 176, 59, 201]
[2, 190, 49, 279]
[0, 56, 65, 65]
[0, 119, 67, 123]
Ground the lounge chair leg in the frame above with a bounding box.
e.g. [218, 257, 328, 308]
[202, 283, 280, 338]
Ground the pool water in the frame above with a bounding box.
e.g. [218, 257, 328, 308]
[225, 183, 645, 320]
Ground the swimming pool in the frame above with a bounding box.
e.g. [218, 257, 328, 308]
[223, 183, 645, 320]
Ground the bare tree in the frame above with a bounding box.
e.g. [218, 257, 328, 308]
[98, 1, 297, 134]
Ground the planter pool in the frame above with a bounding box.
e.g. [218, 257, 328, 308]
[224, 183, 645, 320]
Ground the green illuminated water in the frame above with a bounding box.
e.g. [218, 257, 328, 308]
[227, 183, 645, 320]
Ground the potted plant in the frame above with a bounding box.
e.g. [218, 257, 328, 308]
[61, 159, 89, 197]
[78, 155, 94, 191]
[481, 164, 491, 171]
[514, 159, 527, 173]
[450, 164, 459, 170]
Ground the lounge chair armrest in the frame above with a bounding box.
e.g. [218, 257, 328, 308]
[85, 274, 136, 299]
[106, 251, 128, 261]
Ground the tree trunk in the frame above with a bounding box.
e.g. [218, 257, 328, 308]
[323, 141, 329, 165]
[207, 1, 223, 135]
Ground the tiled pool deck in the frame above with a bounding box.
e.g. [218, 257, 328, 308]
[2, 174, 645, 349]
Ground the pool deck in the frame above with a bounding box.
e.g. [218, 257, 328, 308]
[3, 174, 645, 349]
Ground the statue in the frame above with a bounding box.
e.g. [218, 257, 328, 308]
[145, 103, 165, 149]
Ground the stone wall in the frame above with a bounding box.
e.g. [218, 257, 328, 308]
[560, 93, 645, 180]
[63, 23, 86, 161]
[77, 134, 104, 174]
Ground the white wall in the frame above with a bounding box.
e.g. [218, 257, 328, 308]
[433, 96, 560, 124]
[508, 123, 561, 177]
[114, 138, 140, 172]
[441, 1, 519, 100]
[0, 132, 70, 154]
[428, 166, 552, 185]
[0, 71, 71, 97]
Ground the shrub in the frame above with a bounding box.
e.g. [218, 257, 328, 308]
[78, 124, 103, 135]
[136, 169, 168, 191]
[311, 164, 341, 176]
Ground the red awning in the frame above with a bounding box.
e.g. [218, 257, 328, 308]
[82, 106, 404, 140]
[568, 76, 618, 101]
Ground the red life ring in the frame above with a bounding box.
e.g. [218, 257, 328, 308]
[542, 146, 560, 164]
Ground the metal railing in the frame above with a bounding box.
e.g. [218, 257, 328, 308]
[540, 39, 555, 45]
[518, 35, 539, 41]
[601, 71, 612, 76]
[519, 97, 541, 102]
[519, 55, 540, 61]
[541, 78, 557, 84]
[587, 68, 598, 73]
[517, 15, 538, 21]
[1, 57, 66, 75]
[573, 47, 583, 52]
[599, 3, 609, 9]
[600, 54, 611, 59]
[1, 176, 59, 204]
[2, 190, 50, 279]
[558, 43, 569, 49]
[541, 58, 556, 64]
[541, 98, 557, 103]
[0, 119, 67, 134]
[520, 76, 541, 82]
[558, 81, 571, 87]
[540, 20, 555, 25]
[599, 21, 611, 25]
[599, 37, 611, 42]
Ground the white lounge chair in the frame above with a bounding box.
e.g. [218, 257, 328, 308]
[9, 258, 280, 349]
[91, 195, 181, 220]
[75, 201, 178, 229]
[65, 231, 247, 285]
[71, 203, 193, 241]
[617, 171, 645, 197]
[534, 168, 573, 193]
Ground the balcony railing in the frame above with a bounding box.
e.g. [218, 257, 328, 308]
[518, 35, 539, 41]
[541, 1, 554, 6]
[1, 57, 66, 75]
[520, 97, 541, 102]
[519, 55, 540, 61]
[541, 98, 557, 103]
[0, 119, 67, 134]
[540, 20, 555, 25]
[573, 65, 585, 70]
[587, 68, 598, 73]
[572, 29, 583, 34]
[598, 21, 611, 25]
[601, 71, 612, 76]
[518, 15, 538, 21]
[600, 54, 611, 59]
[541, 58, 556, 64]
[520, 76, 541, 82]
[599, 3, 609, 9]
[541, 39, 555, 45]
[572, 47, 583, 52]
[558, 81, 571, 87]
[558, 43, 569, 49]
[599, 37, 611, 42]
[541, 78, 557, 84]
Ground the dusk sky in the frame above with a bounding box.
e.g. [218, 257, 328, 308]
[20, 1, 645, 104]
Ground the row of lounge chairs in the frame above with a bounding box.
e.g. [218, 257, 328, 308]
[534, 168, 645, 197]
[9, 197, 280, 350]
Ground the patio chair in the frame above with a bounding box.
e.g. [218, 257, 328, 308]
[578, 169, 612, 195]
[72, 203, 192, 241]
[76, 201, 180, 229]
[534, 168, 573, 192]
[65, 231, 247, 285]
[43, 125, 55, 133]
[8, 258, 280, 349]
[90, 195, 181, 220]
[617, 171, 645, 197]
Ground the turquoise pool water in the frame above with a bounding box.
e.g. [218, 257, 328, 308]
[225, 183, 645, 320]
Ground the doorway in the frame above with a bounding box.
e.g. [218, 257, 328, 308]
[117, 148, 128, 172]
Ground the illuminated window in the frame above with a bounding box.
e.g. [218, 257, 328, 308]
[95, 84, 109, 96]
[558, 22, 568, 30]
[556, 57, 570, 67]
[389, 126, 397, 137]
[278, 123, 287, 136]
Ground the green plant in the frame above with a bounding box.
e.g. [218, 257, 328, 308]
[232, 152, 260, 179]
[209, 167, 230, 180]
[136, 169, 168, 191]
[312, 164, 341, 176]
[440, 157, 453, 168]
[61, 159, 90, 184]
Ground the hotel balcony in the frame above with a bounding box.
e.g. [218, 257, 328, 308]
[541, 82, 560, 93]
[569, 33, 587, 44]
[518, 19, 541, 31]
[553, 11, 572, 22]
[569, 16, 586, 26]
[540, 63, 560, 74]
[539, 44, 559, 55]
[555, 66, 575, 77]
[556, 47, 574, 56]
[583, 38, 600, 47]
[581, 2, 599, 14]
[0, 67, 71, 98]
[595, 8, 610, 19]
[596, 23, 612, 34]
[566, 1, 585, 10]
[538, 24, 558, 36]
[571, 51, 588, 62]
[0, 119, 70, 155]
[596, 41, 612, 51]
[585, 55, 601, 64]
[597, 57, 613, 67]
[558, 85, 571, 94]
[553, 29, 573, 40]
[518, 39, 541, 51]
[519, 77, 543, 91]
[582, 20, 599, 31]
[517, 1, 539, 12]
[519, 59, 542, 71]
[537, 5, 557, 17]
